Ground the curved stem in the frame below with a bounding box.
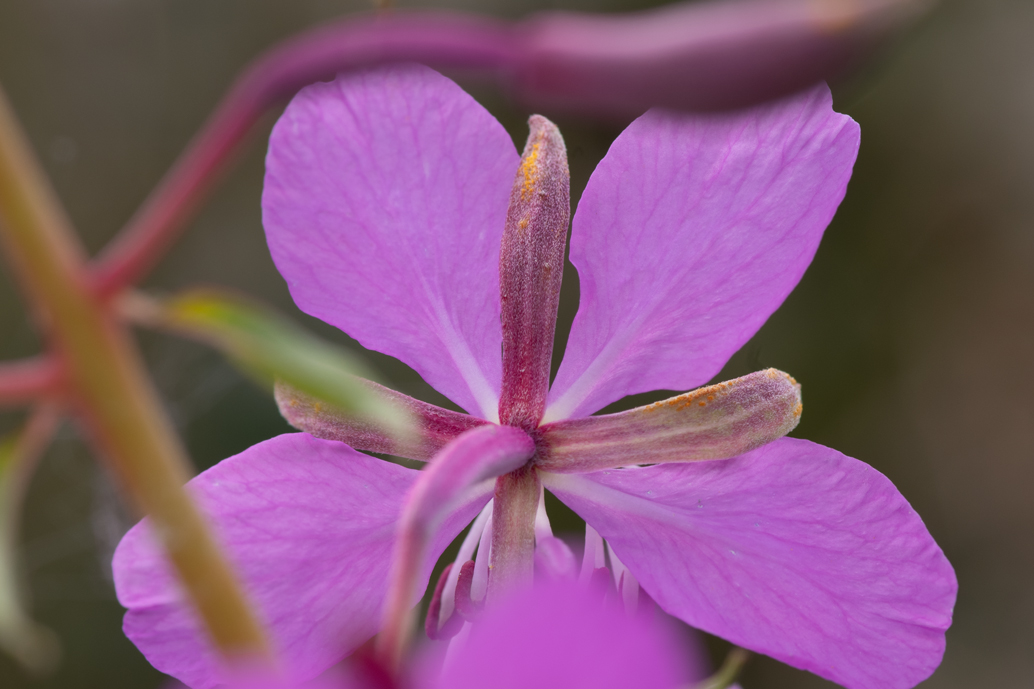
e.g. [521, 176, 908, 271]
[0, 357, 62, 407]
[89, 0, 925, 297]
[694, 647, 751, 689]
[0, 84, 273, 664]
[91, 11, 517, 297]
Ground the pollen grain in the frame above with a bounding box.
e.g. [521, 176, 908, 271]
[520, 142, 542, 199]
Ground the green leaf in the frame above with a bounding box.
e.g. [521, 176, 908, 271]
[133, 289, 413, 441]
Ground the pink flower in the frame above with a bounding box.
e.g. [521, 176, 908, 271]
[201, 580, 696, 689]
[417, 580, 694, 689]
[113, 65, 956, 689]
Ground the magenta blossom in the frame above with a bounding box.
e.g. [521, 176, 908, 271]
[192, 580, 695, 689]
[416, 579, 693, 689]
[114, 65, 956, 689]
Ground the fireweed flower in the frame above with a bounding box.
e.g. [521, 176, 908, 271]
[114, 65, 956, 689]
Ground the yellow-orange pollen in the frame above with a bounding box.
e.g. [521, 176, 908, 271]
[519, 141, 542, 200]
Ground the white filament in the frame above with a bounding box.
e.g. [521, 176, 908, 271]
[438, 500, 493, 631]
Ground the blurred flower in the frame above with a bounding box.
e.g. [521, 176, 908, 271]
[190, 580, 695, 689]
[418, 579, 692, 689]
[114, 64, 955, 689]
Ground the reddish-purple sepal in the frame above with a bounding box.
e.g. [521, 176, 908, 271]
[537, 369, 801, 472]
[275, 381, 488, 462]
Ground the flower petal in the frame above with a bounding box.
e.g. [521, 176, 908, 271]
[541, 438, 956, 689]
[545, 85, 860, 421]
[113, 434, 491, 689]
[263, 65, 519, 419]
[537, 369, 801, 472]
[428, 580, 691, 689]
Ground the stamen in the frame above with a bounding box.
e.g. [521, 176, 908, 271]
[637, 586, 657, 619]
[579, 523, 605, 583]
[438, 501, 493, 630]
[534, 484, 553, 540]
[454, 561, 481, 619]
[471, 511, 494, 604]
[606, 541, 640, 615]
[590, 567, 614, 595]
[425, 564, 464, 640]
[534, 536, 578, 581]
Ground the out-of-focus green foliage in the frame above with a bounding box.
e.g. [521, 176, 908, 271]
[139, 289, 413, 442]
[0, 428, 58, 675]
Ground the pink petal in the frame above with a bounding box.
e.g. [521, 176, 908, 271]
[545, 85, 860, 421]
[427, 580, 691, 689]
[113, 434, 491, 689]
[541, 438, 957, 689]
[263, 65, 519, 419]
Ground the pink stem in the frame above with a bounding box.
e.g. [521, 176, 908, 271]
[90, 11, 517, 297]
[90, 0, 921, 297]
[0, 357, 62, 407]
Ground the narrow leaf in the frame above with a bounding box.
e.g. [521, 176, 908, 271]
[124, 289, 412, 440]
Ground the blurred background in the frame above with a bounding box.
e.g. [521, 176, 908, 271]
[0, 0, 1031, 687]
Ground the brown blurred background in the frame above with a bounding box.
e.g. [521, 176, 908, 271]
[0, 0, 1031, 687]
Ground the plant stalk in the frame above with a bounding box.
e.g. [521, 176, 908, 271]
[0, 84, 273, 662]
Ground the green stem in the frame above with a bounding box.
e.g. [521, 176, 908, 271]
[694, 647, 751, 689]
[0, 85, 272, 663]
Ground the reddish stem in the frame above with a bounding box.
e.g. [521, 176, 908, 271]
[91, 12, 517, 298]
[0, 357, 62, 407]
[89, 0, 924, 298]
